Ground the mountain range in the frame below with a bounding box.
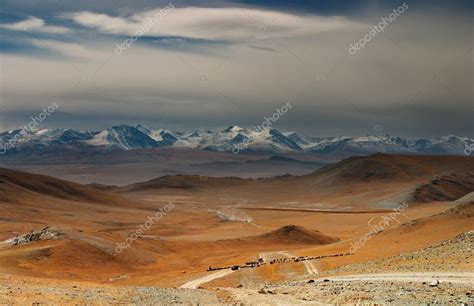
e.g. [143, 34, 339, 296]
[0, 125, 472, 156]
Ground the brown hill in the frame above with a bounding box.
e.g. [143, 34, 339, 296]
[308, 193, 474, 273]
[118, 154, 474, 193]
[0, 234, 158, 281]
[367, 192, 474, 253]
[114, 154, 474, 208]
[116, 174, 251, 193]
[414, 174, 474, 203]
[0, 167, 132, 206]
[254, 225, 338, 245]
[304, 153, 474, 184]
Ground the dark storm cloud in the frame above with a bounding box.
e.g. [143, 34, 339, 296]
[0, 1, 472, 137]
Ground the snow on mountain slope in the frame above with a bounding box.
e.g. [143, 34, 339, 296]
[1, 125, 472, 155]
[85, 125, 158, 150]
[0, 128, 95, 146]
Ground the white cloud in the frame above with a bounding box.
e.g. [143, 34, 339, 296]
[1, 8, 472, 136]
[67, 7, 364, 41]
[30, 39, 105, 60]
[0, 17, 70, 34]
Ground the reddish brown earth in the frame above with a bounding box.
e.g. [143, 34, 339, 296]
[414, 174, 474, 202]
[0, 153, 473, 303]
[254, 225, 339, 245]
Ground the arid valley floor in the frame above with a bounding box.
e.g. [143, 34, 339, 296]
[0, 153, 473, 304]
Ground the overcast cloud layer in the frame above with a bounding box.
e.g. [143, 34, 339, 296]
[0, 0, 472, 137]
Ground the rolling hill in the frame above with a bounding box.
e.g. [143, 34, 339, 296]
[0, 167, 133, 206]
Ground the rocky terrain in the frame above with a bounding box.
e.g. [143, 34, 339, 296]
[226, 231, 473, 305]
[0, 227, 62, 247]
[0, 277, 221, 305]
[319, 231, 473, 276]
[229, 275, 472, 305]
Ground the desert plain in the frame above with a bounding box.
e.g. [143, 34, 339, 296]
[0, 152, 472, 304]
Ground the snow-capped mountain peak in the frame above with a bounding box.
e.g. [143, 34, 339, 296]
[86, 125, 157, 150]
[222, 125, 244, 133]
[0, 125, 472, 156]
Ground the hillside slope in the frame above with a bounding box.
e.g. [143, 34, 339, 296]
[0, 167, 132, 206]
[304, 153, 474, 184]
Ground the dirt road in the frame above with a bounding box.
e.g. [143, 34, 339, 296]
[318, 272, 474, 285]
[180, 249, 321, 290]
[278, 251, 320, 275]
[179, 269, 235, 289]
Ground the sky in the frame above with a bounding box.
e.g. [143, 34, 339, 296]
[0, 0, 473, 137]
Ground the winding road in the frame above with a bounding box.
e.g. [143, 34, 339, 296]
[180, 250, 321, 289]
[277, 251, 320, 275]
[317, 272, 474, 285]
[179, 269, 235, 289]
